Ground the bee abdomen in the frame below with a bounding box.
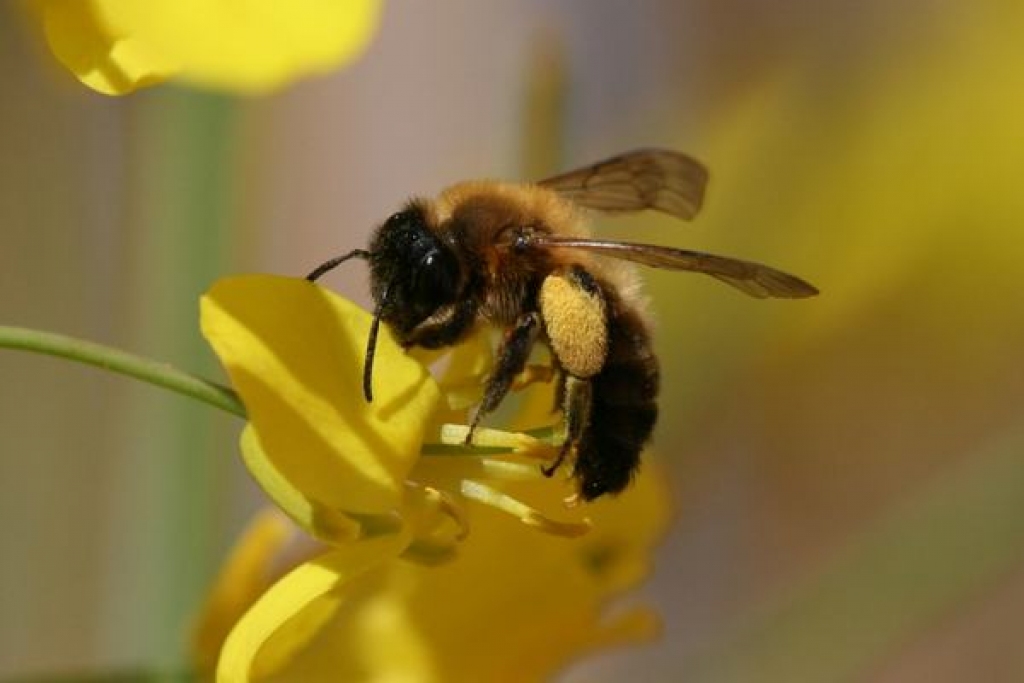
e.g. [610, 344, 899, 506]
[574, 302, 659, 500]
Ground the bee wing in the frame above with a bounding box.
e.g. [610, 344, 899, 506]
[531, 235, 818, 299]
[538, 149, 709, 221]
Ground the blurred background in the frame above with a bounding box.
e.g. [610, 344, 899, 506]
[3, 0, 1024, 680]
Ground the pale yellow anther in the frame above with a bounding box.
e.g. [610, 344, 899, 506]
[477, 460, 548, 481]
[440, 423, 543, 452]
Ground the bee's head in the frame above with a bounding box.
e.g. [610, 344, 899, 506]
[304, 201, 461, 403]
[368, 203, 461, 337]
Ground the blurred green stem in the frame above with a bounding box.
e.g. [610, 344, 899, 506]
[0, 325, 245, 418]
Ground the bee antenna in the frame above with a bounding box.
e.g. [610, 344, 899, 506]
[306, 249, 371, 282]
[362, 283, 388, 403]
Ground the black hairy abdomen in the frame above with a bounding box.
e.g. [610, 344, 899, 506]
[574, 292, 659, 500]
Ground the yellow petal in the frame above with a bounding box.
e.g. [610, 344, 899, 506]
[201, 275, 441, 516]
[239, 426, 364, 544]
[193, 509, 311, 673]
[33, 0, 382, 95]
[217, 530, 411, 683]
[35, 0, 174, 95]
[253, 567, 439, 682]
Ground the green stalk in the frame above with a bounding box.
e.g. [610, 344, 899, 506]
[0, 325, 244, 418]
[0, 324, 562, 457]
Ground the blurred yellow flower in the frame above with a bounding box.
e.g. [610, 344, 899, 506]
[198, 275, 671, 680]
[29, 0, 383, 95]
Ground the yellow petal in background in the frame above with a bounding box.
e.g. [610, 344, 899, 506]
[193, 508, 313, 674]
[36, 1, 175, 95]
[201, 275, 441, 516]
[32, 0, 382, 94]
[217, 530, 411, 683]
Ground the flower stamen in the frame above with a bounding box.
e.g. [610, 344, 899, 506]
[477, 459, 549, 481]
[460, 479, 591, 537]
[440, 423, 538, 450]
[405, 482, 470, 541]
[437, 423, 562, 461]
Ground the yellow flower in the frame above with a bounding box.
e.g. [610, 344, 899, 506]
[28, 0, 383, 95]
[198, 274, 670, 680]
[196, 471, 670, 682]
[201, 275, 586, 545]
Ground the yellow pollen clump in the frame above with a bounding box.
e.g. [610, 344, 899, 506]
[539, 273, 608, 378]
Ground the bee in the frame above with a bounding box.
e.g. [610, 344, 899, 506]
[307, 149, 817, 501]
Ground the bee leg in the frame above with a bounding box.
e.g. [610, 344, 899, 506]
[552, 366, 567, 414]
[536, 266, 608, 476]
[465, 311, 541, 444]
[542, 375, 591, 477]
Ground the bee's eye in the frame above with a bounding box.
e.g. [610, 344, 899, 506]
[414, 249, 459, 306]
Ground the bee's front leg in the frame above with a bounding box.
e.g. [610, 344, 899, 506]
[464, 311, 541, 443]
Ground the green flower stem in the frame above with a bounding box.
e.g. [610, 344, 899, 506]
[0, 325, 245, 418]
[0, 324, 563, 457]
